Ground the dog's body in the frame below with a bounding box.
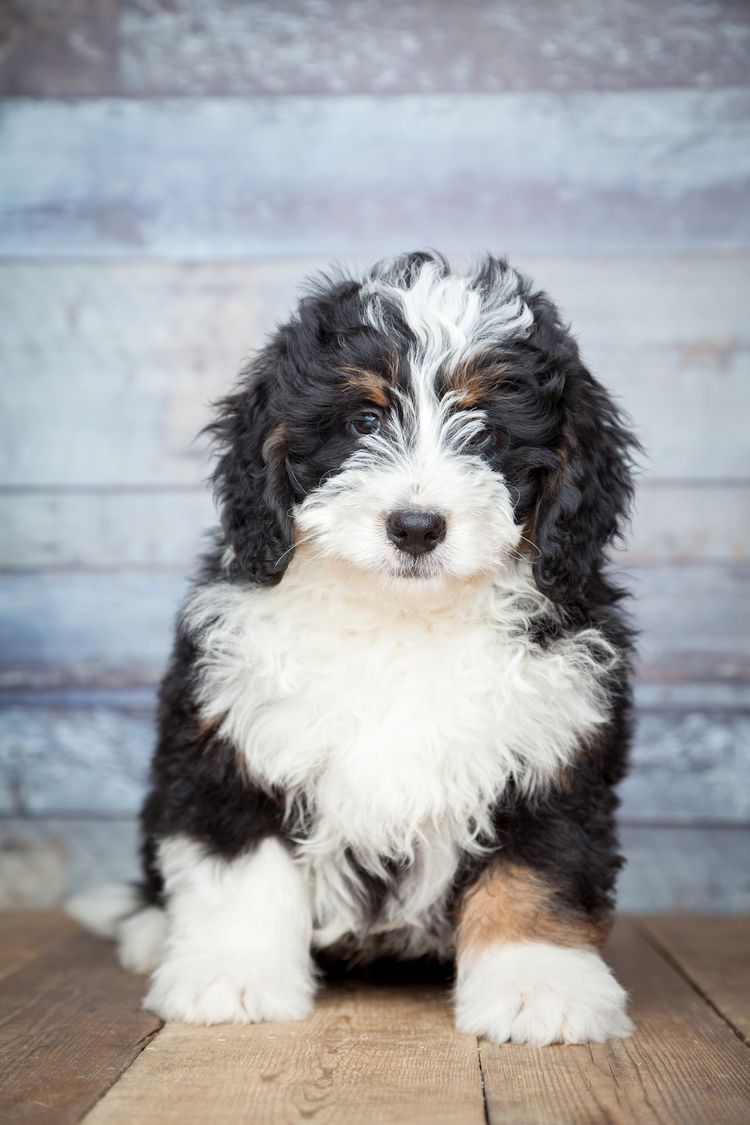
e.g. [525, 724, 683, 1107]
[70, 253, 637, 1044]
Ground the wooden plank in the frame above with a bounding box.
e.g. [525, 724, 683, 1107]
[628, 563, 750, 684]
[0, 819, 141, 900]
[0, 704, 152, 816]
[0, 928, 162, 1125]
[626, 484, 750, 564]
[0, 490, 215, 571]
[1, 564, 747, 691]
[2, 818, 749, 917]
[618, 827, 750, 914]
[3, 0, 749, 98]
[2, 482, 748, 571]
[2, 92, 750, 259]
[619, 710, 750, 824]
[0, 261, 296, 487]
[84, 979, 485, 1125]
[0, 572, 187, 690]
[2, 256, 749, 484]
[0, 911, 76, 982]
[481, 918, 750, 1125]
[117, 0, 750, 96]
[3, 699, 749, 823]
[640, 916, 750, 1044]
[0, 833, 67, 910]
[0, 0, 117, 97]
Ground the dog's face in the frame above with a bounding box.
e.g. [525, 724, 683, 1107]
[211, 253, 635, 602]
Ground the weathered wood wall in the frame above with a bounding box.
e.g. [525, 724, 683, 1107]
[1, 0, 749, 907]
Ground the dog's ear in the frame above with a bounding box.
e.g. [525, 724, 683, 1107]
[207, 348, 295, 585]
[532, 324, 637, 604]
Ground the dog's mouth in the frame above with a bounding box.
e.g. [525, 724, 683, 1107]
[385, 552, 445, 582]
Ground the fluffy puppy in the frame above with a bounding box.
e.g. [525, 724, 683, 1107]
[70, 251, 638, 1045]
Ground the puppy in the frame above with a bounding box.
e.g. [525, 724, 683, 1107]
[70, 251, 638, 1045]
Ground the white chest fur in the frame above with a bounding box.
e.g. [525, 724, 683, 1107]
[185, 555, 615, 953]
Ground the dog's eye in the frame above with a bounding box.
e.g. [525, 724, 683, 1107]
[350, 410, 382, 436]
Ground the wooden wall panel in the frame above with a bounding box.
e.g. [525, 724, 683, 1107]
[0, 0, 118, 96]
[2, 700, 748, 823]
[2, 566, 749, 691]
[3, 93, 750, 258]
[2, 256, 749, 485]
[3, 484, 749, 571]
[626, 485, 750, 565]
[0, 491, 216, 572]
[3, 1, 749, 98]
[1, 1, 748, 908]
[117, 0, 750, 96]
[2, 817, 748, 912]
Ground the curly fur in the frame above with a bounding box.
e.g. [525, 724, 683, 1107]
[70, 252, 639, 1042]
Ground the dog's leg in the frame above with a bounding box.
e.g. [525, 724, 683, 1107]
[453, 861, 632, 1045]
[144, 835, 316, 1025]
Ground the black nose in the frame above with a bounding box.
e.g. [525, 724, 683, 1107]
[386, 510, 447, 556]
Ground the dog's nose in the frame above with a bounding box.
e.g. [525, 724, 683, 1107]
[386, 510, 447, 555]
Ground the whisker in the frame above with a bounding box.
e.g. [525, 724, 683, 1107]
[274, 529, 320, 567]
[517, 532, 542, 560]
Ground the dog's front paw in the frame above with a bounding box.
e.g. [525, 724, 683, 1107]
[144, 951, 316, 1025]
[455, 942, 633, 1045]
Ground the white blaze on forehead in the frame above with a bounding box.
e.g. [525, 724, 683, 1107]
[361, 260, 534, 459]
[362, 259, 534, 389]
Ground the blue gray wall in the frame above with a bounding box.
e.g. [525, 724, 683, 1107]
[1, 0, 749, 909]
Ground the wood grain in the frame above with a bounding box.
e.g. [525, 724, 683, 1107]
[3, 0, 749, 98]
[3, 698, 749, 823]
[627, 484, 750, 565]
[84, 980, 485, 1125]
[481, 918, 750, 1125]
[0, 914, 749, 1124]
[2, 564, 747, 692]
[0, 0, 117, 97]
[0, 929, 162, 1125]
[617, 827, 750, 914]
[117, 0, 750, 96]
[0, 819, 142, 900]
[3, 92, 750, 259]
[640, 915, 750, 1044]
[2, 482, 748, 571]
[2, 820, 748, 914]
[0, 910, 76, 981]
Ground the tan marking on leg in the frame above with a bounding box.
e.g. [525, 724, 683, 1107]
[456, 862, 610, 955]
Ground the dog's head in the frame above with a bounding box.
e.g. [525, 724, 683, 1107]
[209, 252, 636, 603]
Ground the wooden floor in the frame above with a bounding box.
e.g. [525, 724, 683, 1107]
[1, 915, 749, 1124]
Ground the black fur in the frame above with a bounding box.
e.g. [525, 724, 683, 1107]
[139, 251, 638, 953]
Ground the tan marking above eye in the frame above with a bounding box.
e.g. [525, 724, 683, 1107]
[447, 359, 507, 407]
[339, 365, 391, 408]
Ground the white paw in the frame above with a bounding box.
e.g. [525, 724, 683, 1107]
[143, 951, 316, 1025]
[455, 942, 633, 1045]
[117, 906, 167, 974]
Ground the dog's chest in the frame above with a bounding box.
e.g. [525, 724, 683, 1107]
[191, 564, 610, 949]
[216, 579, 508, 839]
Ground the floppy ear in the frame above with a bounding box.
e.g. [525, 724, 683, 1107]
[208, 350, 295, 585]
[532, 350, 637, 604]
